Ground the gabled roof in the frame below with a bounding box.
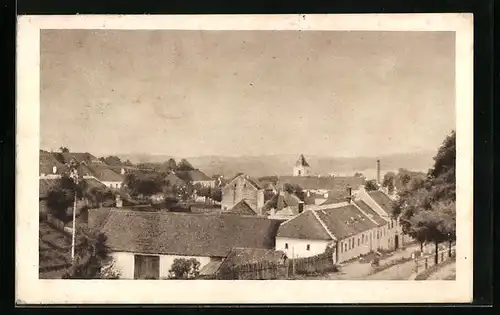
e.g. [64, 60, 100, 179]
[320, 190, 351, 206]
[368, 191, 394, 215]
[314, 205, 378, 239]
[277, 204, 379, 241]
[277, 192, 301, 210]
[229, 200, 257, 215]
[39, 150, 67, 175]
[188, 169, 213, 181]
[88, 163, 123, 182]
[89, 209, 282, 257]
[277, 176, 365, 191]
[224, 173, 263, 190]
[295, 154, 310, 167]
[165, 172, 188, 187]
[354, 200, 387, 226]
[59, 152, 98, 164]
[277, 210, 332, 240]
[219, 247, 287, 270]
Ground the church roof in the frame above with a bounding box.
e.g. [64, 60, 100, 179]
[295, 154, 310, 167]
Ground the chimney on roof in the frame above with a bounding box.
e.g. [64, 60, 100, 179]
[115, 194, 123, 208]
[346, 185, 352, 203]
[376, 159, 381, 185]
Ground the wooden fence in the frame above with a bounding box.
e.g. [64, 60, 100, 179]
[215, 250, 336, 280]
[413, 245, 456, 275]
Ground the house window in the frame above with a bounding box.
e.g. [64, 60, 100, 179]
[134, 254, 160, 280]
[285, 243, 288, 249]
[306, 244, 310, 251]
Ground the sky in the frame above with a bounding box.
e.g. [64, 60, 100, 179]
[40, 30, 455, 158]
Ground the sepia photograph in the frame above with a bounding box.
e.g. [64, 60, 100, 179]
[16, 14, 473, 304]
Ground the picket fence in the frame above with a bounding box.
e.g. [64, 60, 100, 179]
[215, 250, 336, 280]
[414, 245, 456, 275]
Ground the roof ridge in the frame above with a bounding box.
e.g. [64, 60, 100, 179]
[311, 210, 337, 241]
[352, 202, 380, 226]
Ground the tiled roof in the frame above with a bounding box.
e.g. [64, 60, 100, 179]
[60, 152, 98, 164]
[295, 154, 310, 167]
[39, 150, 68, 175]
[89, 209, 282, 257]
[229, 200, 257, 215]
[165, 172, 188, 187]
[199, 261, 223, 276]
[39, 178, 62, 198]
[189, 169, 213, 181]
[277, 210, 332, 240]
[314, 205, 379, 239]
[354, 200, 387, 226]
[225, 173, 263, 190]
[88, 163, 123, 182]
[368, 191, 394, 215]
[320, 190, 351, 205]
[277, 176, 365, 191]
[277, 204, 379, 241]
[219, 247, 287, 270]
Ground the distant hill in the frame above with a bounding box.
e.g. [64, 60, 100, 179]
[116, 151, 436, 180]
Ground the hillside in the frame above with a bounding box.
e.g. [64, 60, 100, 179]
[117, 151, 435, 180]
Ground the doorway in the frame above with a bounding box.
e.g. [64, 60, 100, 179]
[395, 235, 399, 249]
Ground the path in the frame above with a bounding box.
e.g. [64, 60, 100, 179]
[426, 261, 456, 280]
[363, 260, 416, 280]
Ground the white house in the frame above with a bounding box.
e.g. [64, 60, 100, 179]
[275, 188, 400, 264]
[88, 208, 282, 279]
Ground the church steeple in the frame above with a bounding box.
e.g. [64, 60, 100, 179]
[293, 154, 310, 176]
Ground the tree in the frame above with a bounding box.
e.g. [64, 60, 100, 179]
[395, 130, 456, 262]
[100, 156, 122, 166]
[168, 258, 200, 279]
[165, 158, 177, 171]
[46, 185, 74, 222]
[210, 187, 222, 203]
[124, 171, 165, 198]
[59, 146, 69, 153]
[63, 229, 120, 279]
[364, 179, 379, 191]
[382, 171, 396, 193]
[176, 159, 195, 171]
[282, 183, 304, 201]
[354, 172, 364, 178]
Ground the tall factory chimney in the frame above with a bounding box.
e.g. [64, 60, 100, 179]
[376, 159, 381, 185]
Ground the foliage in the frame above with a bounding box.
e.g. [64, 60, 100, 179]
[59, 146, 69, 153]
[364, 179, 379, 191]
[124, 171, 165, 197]
[99, 156, 123, 166]
[382, 171, 396, 193]
[210, 187, 223, 202]
[176, 159, 195, 171]
[168, 258, 201, 279]
[62, 229, 120, 279]
[283, 183, 305, 201]
[395, 130, 456, 264]
[354, 172, 364, 178]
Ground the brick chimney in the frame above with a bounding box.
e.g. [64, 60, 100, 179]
[346, 185, 352, 203]
[376, 159, 381, 185]
[298, 202, 304, 213]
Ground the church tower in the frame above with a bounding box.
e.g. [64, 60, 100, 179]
[293, 154, 310, 177]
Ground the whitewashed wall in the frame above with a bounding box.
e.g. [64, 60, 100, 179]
[110, 252, 211, 279]
[275, 237, 330, 258]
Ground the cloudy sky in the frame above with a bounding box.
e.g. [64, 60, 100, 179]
[40, 30, 455, 158]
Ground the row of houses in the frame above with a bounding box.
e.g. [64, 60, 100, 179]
[84, 185, 401, 279]
[39, 150, 126, 189]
